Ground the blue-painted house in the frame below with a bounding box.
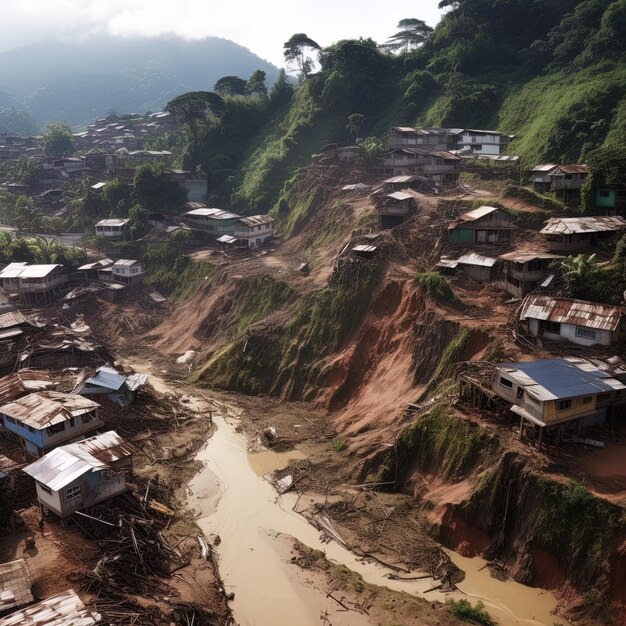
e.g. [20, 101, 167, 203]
[0, 391, 102, 457]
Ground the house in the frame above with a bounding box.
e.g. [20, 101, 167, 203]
[541, 216, 626, 252]
[23, 431, 136, 518]
[382, 175, 436, 194]
[549, 164, 588, 190]
[455, 129, 515, 156]
[114, 149, 173, 169]
[0, 589, 101, 626]
[314, 144, 363, 163]
[0, 263, 68, 306]
[233, 215, 274, 249]
[519, 295, 624, 347]
[595, 184, 626, 216]
[0, 369, 52, 404]
[182, 207, 241, 237]
[84, 152, 116, 172]
[0, 391, 102, 457]
[377, 192, 415, 229]
[493, 358, 626, 444]
[389, 127, 457, 151]
[529, 164, 559, 192]
[448, 206, 516, 244]
[98, 259, 144, 287]
[77, 258, 114, 281]
[0, 312, 35, 372]
[75, 366, 147, 406]
[95, 218, 130, 240]
[0, 560, 34, 617]
[382, 148, 461, 185]
[494, 250, 562, 298]
[437, 252, 498, 282]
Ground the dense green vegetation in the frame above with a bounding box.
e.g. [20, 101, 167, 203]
[446, 599, 495, 626]
[0, 232, 86, 267]
[413, 272, 460, 307]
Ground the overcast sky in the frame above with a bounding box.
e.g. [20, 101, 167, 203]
[1, 0, 444, 65]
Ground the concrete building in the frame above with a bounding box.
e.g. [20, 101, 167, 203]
[23, 431, 136, 517]
[95, 218, 130, 240]
[0, 391, 101, 457]
[182, 207, 241, 237]
[448, 206, 516, 244]
[98, 259, 144, 287]
[494, 250, 562, 298]
[541, 216, 626, 252]
[520, 295, 624, 347]
[455, 129, 515, 156]
[493, 358, 626, 444]
[0, 263, 68, 306]
[233, 215, 274, 249]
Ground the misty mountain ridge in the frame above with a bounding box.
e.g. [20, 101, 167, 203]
[0, 34, 280, 130]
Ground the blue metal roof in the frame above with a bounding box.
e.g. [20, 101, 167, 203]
[497, 358, 625, 401]
[86, 367, 126, 392]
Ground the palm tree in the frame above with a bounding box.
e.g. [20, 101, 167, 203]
[558, 253, 597, 298]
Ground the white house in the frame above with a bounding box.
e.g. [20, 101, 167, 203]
[519, 295, 624, 347]
[182, 207, 241, 236]
[455, 129, 515, 155]
[0, 391, 102, 457]
[234, 215, 274, 249]
[0, 263, 68, 305]
[98, 259, 144, 287]
[95, 218, 130, 240]
[23, 431, 136, 517]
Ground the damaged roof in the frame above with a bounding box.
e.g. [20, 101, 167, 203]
[237, 215, 274, 227]
[0, 392, 99, 429]
[520, 295, 623, 332]
[551, 164, 588, 175]
[458, 206, 508, 222]
[530, 163, 559, 173]
[0, 312, 31, 329]
[0, 369, 52, 404]
[386, 191, 413, 201]
[541, 216, 626, 235]
[499, 250, 562, 263]
[457, 252, 498, 267]
[0, 589, 100, 626]
[0, 559, 34, 614]
[23, 431, 136, 490]
[496, 358, 626, 401]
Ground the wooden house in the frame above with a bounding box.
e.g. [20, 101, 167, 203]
[519, 295, 624, 347]
[595, 184, 626, 216]
[540, 216, 626, 251]
[378, 191, 415, 229]
[0, 263, 68, 306]
[382, 148, 460, 185]
[234, 215, 274, 249]
[447, 206, 516, 244]
[494, 250, 562, 298]
[95, 218, 130, 240]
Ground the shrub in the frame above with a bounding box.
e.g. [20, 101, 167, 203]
[413, 272, 460, 307]
[446, 599, 496, 626]
[332, 437, 347, 452]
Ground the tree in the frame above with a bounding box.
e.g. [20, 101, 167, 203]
[557, 253, 598, 298]
[214, 76, 248, 96]
[246, 70, 267, 97]
[383, 18, 433, 54]
[283, 33, 321, 81]
[269, 69, 294, 106]
[128, 203, 150, 239]
[165, 91, 225, 146]
[14, 195, 43, 232]
[41, 122, 75, 157]
[346, 114, 366, 142]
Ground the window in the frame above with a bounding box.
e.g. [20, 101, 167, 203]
[558, 399, 572, 411]
[600, 190, 610, 198]
[38, 482, 51, 494]
[500, 376, 513, 389]
[65, 485, 81, 501]
[583, 396, 593, 404]
[544, 321, 561, 334]
[69, 417, 75, 428]
[576, 327, 596, 339]
[47, 422, 65, 435]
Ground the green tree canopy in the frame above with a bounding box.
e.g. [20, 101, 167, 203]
[346, 113, 366, 142]
[246, 70, 268, 96]
[41, 122, 75, 157]
[214, 76, 248, 96]
[269, 69, 293, 106]
[383, 18, 433, 54]
[556, 253, 599, 298]
[165, 91, 225, 145]
[283, 33, 321, 81]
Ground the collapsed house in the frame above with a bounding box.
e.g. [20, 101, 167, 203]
[75, 366, 147, 407]
[0, 391, 102, 457]
[540, 216, 626, 252]
[0, 589, 101, 625]
[437, 252, 497, 282]
[519, 295, 624, 347]
[0, 312, 36, 373]
[382, 147, 461, 185]
[377, 191, 416, 229]
[447, 206, 517, 244]
[0, 559, 34, 617]
[493, 250, 562, 298]
[23, 431, 136, 517]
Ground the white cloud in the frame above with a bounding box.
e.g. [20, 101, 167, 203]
[0, 0, 443, 65]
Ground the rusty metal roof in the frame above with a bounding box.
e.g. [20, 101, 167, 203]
[23, 431, 136, 490]
[499, 250, 563, 263]
[237, 215, 274, 227]
[520, 295, 623, 332]
[0, 392, 99, 429]
[0, 370, 52, 404]
[0, 589, 100, 625]
[0, 312, 30, 329]
[551, 164, 588, 175]
[0, 559, 34, 614]
[457, 252, 498, 267]
[541, 216, 626, 235]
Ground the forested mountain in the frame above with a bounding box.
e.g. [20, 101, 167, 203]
[166, 0, 626, 215]
[0, 35, 279, 129]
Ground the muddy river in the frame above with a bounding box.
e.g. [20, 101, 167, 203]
[188, 409, 570, 626]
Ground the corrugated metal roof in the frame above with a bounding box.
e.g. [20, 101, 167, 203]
[216, 235, 237, 244]
[342, 183, 371, 191]
[0, 370, 52, 404]
[386, 192, 413, 201]
[457, 252, 497, 267]
[184, 208, 240, 219]
[0, 263, 27, 279]
[499, 250, 562, 263]
[126, 373, 148, 391]
[520, 295, 623, 331]
[496, 358, 626, 401]
[85, 366, 126, 391]
[91, 182, 106, 190]
[77, 258, 114, 271]
[112, 259, 140, 268]
[23, 431, 136, 490]
[551, 164, 588, 175]
[238, 215, 274, 227]
[383, 175, 418, 183]
[0, 312, 30, 329]
[4, 265, 62, 279]
[530, 163, 558, 173]
[0, 392, 99, 429]
[459, 206, 502, 222]
[352, 245, 377, 253]
[0, 559, 33, 613]
[0, 589, 100, 625]
[541, 216, 626, 235]
[95, 219, 129, 227]
[436, 258, 459, 269]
